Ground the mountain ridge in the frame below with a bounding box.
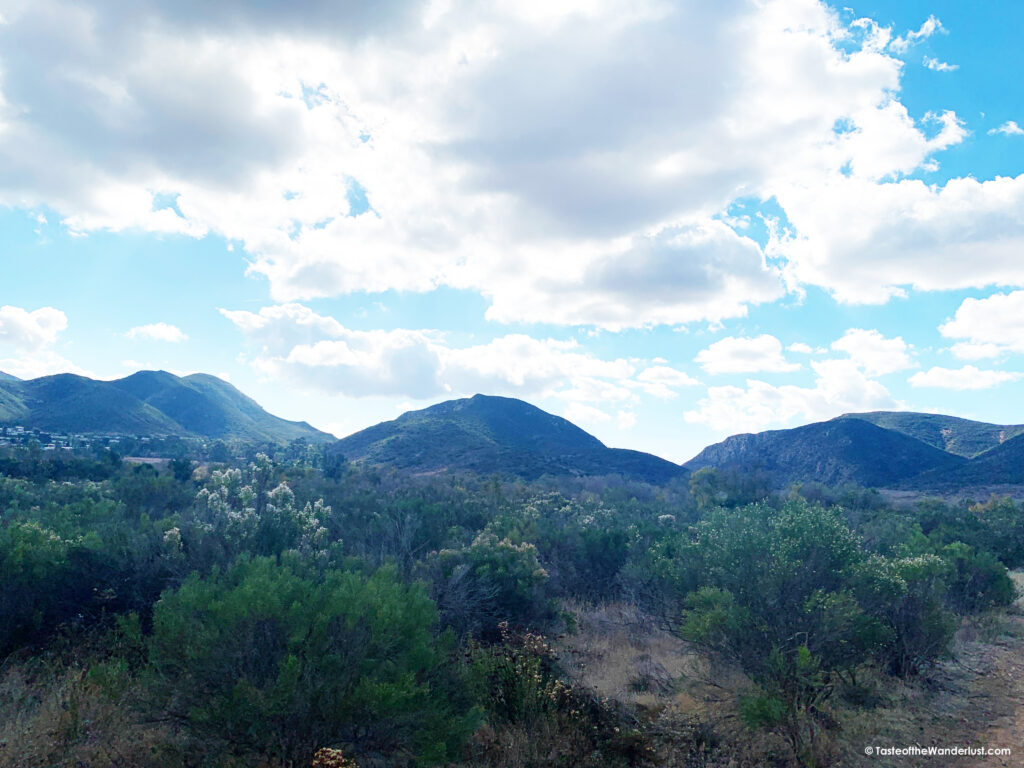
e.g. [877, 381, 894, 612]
[841, 411, 1024, 459]
[0, 370, 330, 443]
[334, 394, 685, 483]
[685, 416, 967, 488]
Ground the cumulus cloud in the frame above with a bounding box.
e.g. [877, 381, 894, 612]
[222, 303, 697, 404]
[0, 305, 87, 378]
[773, 174, 1024, 304]
[684, 359, 898, 433]
[126, 322, 188, 342]
[480, 221, 783, 329]
[563, 402, 611, 426]
[684, 327, 911, 433]
[948, 342, 1004, 361]
[0, 305, 68, 349]
[830, 328, 914, 375]
[909, 365, 1022, 390]
[695, 334, 799, 374]
[989, 121, 1024, 136]
[938, 291, 1024, 358]
[0, 1, 990, 327]
[617, 410, 637, 430]
[634, 366, 700, 398]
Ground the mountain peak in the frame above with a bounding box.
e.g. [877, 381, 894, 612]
[0, 370, 331, 443]
[686, 417, 966, 488]
[336, 395, 681, 482]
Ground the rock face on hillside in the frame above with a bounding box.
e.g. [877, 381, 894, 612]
[686, 417, 967, 488]
[0, 370, 330, 443]
[334, 394, 686, 483]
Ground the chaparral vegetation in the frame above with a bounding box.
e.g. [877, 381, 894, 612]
[1, 436, 1021, 767]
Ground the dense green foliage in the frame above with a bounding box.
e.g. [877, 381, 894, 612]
[149, 557, 474, 764]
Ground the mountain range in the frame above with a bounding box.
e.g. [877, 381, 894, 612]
[3, 368, 1023, 492]
[0, 370, 330, 444]
[685, 411, 1024, 491]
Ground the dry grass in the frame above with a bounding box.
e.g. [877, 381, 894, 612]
[554, 601, 792, 767]
[0, 651, 216, 768]
[554, 588, 1024, 768]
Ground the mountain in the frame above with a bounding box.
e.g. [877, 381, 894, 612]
[909, 431, 1024, 489]
[334, 394, 686, 483]
[843, 411, 1024, 459]
[0, 371, 20, 382]
[685, 416, 967, 488]
[0, 370, 330, 443]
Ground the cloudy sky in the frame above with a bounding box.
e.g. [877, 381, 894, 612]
[2, 0, 1023, 461]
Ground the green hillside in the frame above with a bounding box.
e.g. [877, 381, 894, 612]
[909, 431, 1024, 489]
[335, 394, 685, 483]
[686, 416, 966, 488]
[844, 411, 1024, 458]
[0, 370, 330, 443]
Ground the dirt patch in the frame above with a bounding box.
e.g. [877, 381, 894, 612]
[838, 572, 1024, 767]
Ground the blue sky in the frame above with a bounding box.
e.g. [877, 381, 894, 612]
[2, 0, 1024, 462]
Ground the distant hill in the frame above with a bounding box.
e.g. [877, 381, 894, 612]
[843, 411, 1024, 458]
[685, 416, 966, 488]
[334, 394, 686, 483]
[909, 431, 1024, 489]
[0, 371, 20, 382]
[0, 371, 330, 443]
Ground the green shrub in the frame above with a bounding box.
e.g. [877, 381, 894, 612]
[148, 556, 476, 765]
[939, 542, 1017, 613]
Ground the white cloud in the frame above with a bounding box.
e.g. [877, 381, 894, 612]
[222, 303, 684, 404]
[126, 322, 188, 343]
[787, 342, 815, 354]
[617, 410, 637, 430]
[923, 56, 957, 72]
[830, 328, 913, 375]
[0, 1, 986, 328]
[634, 365, 700, 398]
[938, 291, 1024, 358]
[0, 350, 91, 380]
[989, 121, 1024, 136]
[0, 305, 67, 348]
[889, 15, 945, 54]
[773, 174, 1024, 304]
[0, 304, 87, 378]
[909, 366, 1022, 390]
[478, 220, 784, 329]
[684, 358, 898, 433]
[563, 402, 610, 426]
[948, 342, 1003, 361]
[695, 334, 799, 374]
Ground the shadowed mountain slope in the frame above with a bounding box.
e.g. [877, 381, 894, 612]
[843, 411, 1024, 459]
[0, 371, 330, 443]
[909, 431, 1024, 489]
[685, 416, 967, 488]
[335, 394, 686, 483]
